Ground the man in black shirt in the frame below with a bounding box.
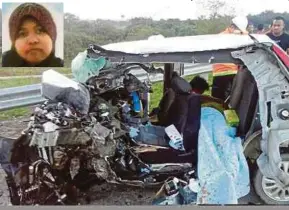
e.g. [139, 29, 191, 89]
[266, 16, 289, 54]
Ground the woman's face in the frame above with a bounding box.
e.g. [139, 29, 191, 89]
[14, 18, 53, 65]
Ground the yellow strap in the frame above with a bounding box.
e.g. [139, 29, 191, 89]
[212, 71, 237, 77]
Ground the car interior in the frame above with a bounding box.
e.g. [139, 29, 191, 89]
[132, 62, 261, 166]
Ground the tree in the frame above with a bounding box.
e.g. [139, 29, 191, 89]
[2, 7, 288, 67]
[248, 11, 289, 30]
[195, 0, 236, 19]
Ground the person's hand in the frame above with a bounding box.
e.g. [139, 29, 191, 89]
[286, 48, 289, 55]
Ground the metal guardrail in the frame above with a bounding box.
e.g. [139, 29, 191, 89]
[0, 64, 212, 111]
[0, 74, 72, 80]
[0, 84, 46, 111]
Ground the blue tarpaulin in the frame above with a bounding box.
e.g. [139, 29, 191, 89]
[196, 107, 250, 204]
[152, 107, 250, 205]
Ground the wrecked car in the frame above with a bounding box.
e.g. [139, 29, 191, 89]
[1, 58, 196, 205]
[1, 33, 289, 205]
[86, 33, 289, 205]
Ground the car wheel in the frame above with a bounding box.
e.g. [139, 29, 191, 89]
[254, 154, 289, 205]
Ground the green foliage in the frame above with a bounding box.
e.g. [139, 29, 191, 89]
[1, 5, 288, 119]
[150, 81, 163, 111]
[0, 107, 30, 120]
[61, 11, 289, 66]
[0, 67, 70, 76]
[0, 7, 288, 67]
[248, 11, 289, 30]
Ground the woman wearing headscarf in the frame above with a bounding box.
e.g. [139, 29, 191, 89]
[2, 3, 64, 67]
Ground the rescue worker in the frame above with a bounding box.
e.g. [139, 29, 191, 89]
[190, 76, 227, 113]
[220, 16, 249, 35]
[211, 63, 239, 101]
[189, 75, 210, 94]
[212, 16, 248, 101]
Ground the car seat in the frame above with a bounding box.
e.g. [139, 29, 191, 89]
[228, 66, 259, 137]
[134, 74, 201, 165]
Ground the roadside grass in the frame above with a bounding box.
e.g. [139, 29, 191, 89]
[0, 77, 42, 120]
[0, 67, 71, 76]
[0, 73, 73, 120]
[0, 107, 31, 120]
[149, 81, 163, 110]
[0, 71, 213, 120]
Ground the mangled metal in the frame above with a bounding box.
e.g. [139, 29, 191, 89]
[232, 47, 289, 186]
[3, 60, 199, 205]
[42, 70, 91, 115]
[152, 177, 198, 205]
[2, 34, 289, 206]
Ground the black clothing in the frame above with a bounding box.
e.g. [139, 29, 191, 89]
[267, 32, 289, 52]
[211, 75, 235, 101]
[2, 49, 64, 67]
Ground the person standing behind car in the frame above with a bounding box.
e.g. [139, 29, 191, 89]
[189, 75, 210, 95]
[256, 24, 265, 34]
[211, 16, 248, 101]
[266, 16, 289, 54]
[220, 16, 249, 35]
[2, 3, 64, 67]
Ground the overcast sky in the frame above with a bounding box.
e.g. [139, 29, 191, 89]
[0, 0, 289, 20]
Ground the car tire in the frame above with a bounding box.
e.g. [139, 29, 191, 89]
[253, 154, 289, 205]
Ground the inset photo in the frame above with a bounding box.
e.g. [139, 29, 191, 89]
[2, 2, 64, 67]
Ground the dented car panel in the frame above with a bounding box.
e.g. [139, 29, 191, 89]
[100, 34, 274, 54]
[2, 34, 288, 205]
[232, 46, 289, 185]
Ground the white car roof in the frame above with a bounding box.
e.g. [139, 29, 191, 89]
[101, 34, 275, 54]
